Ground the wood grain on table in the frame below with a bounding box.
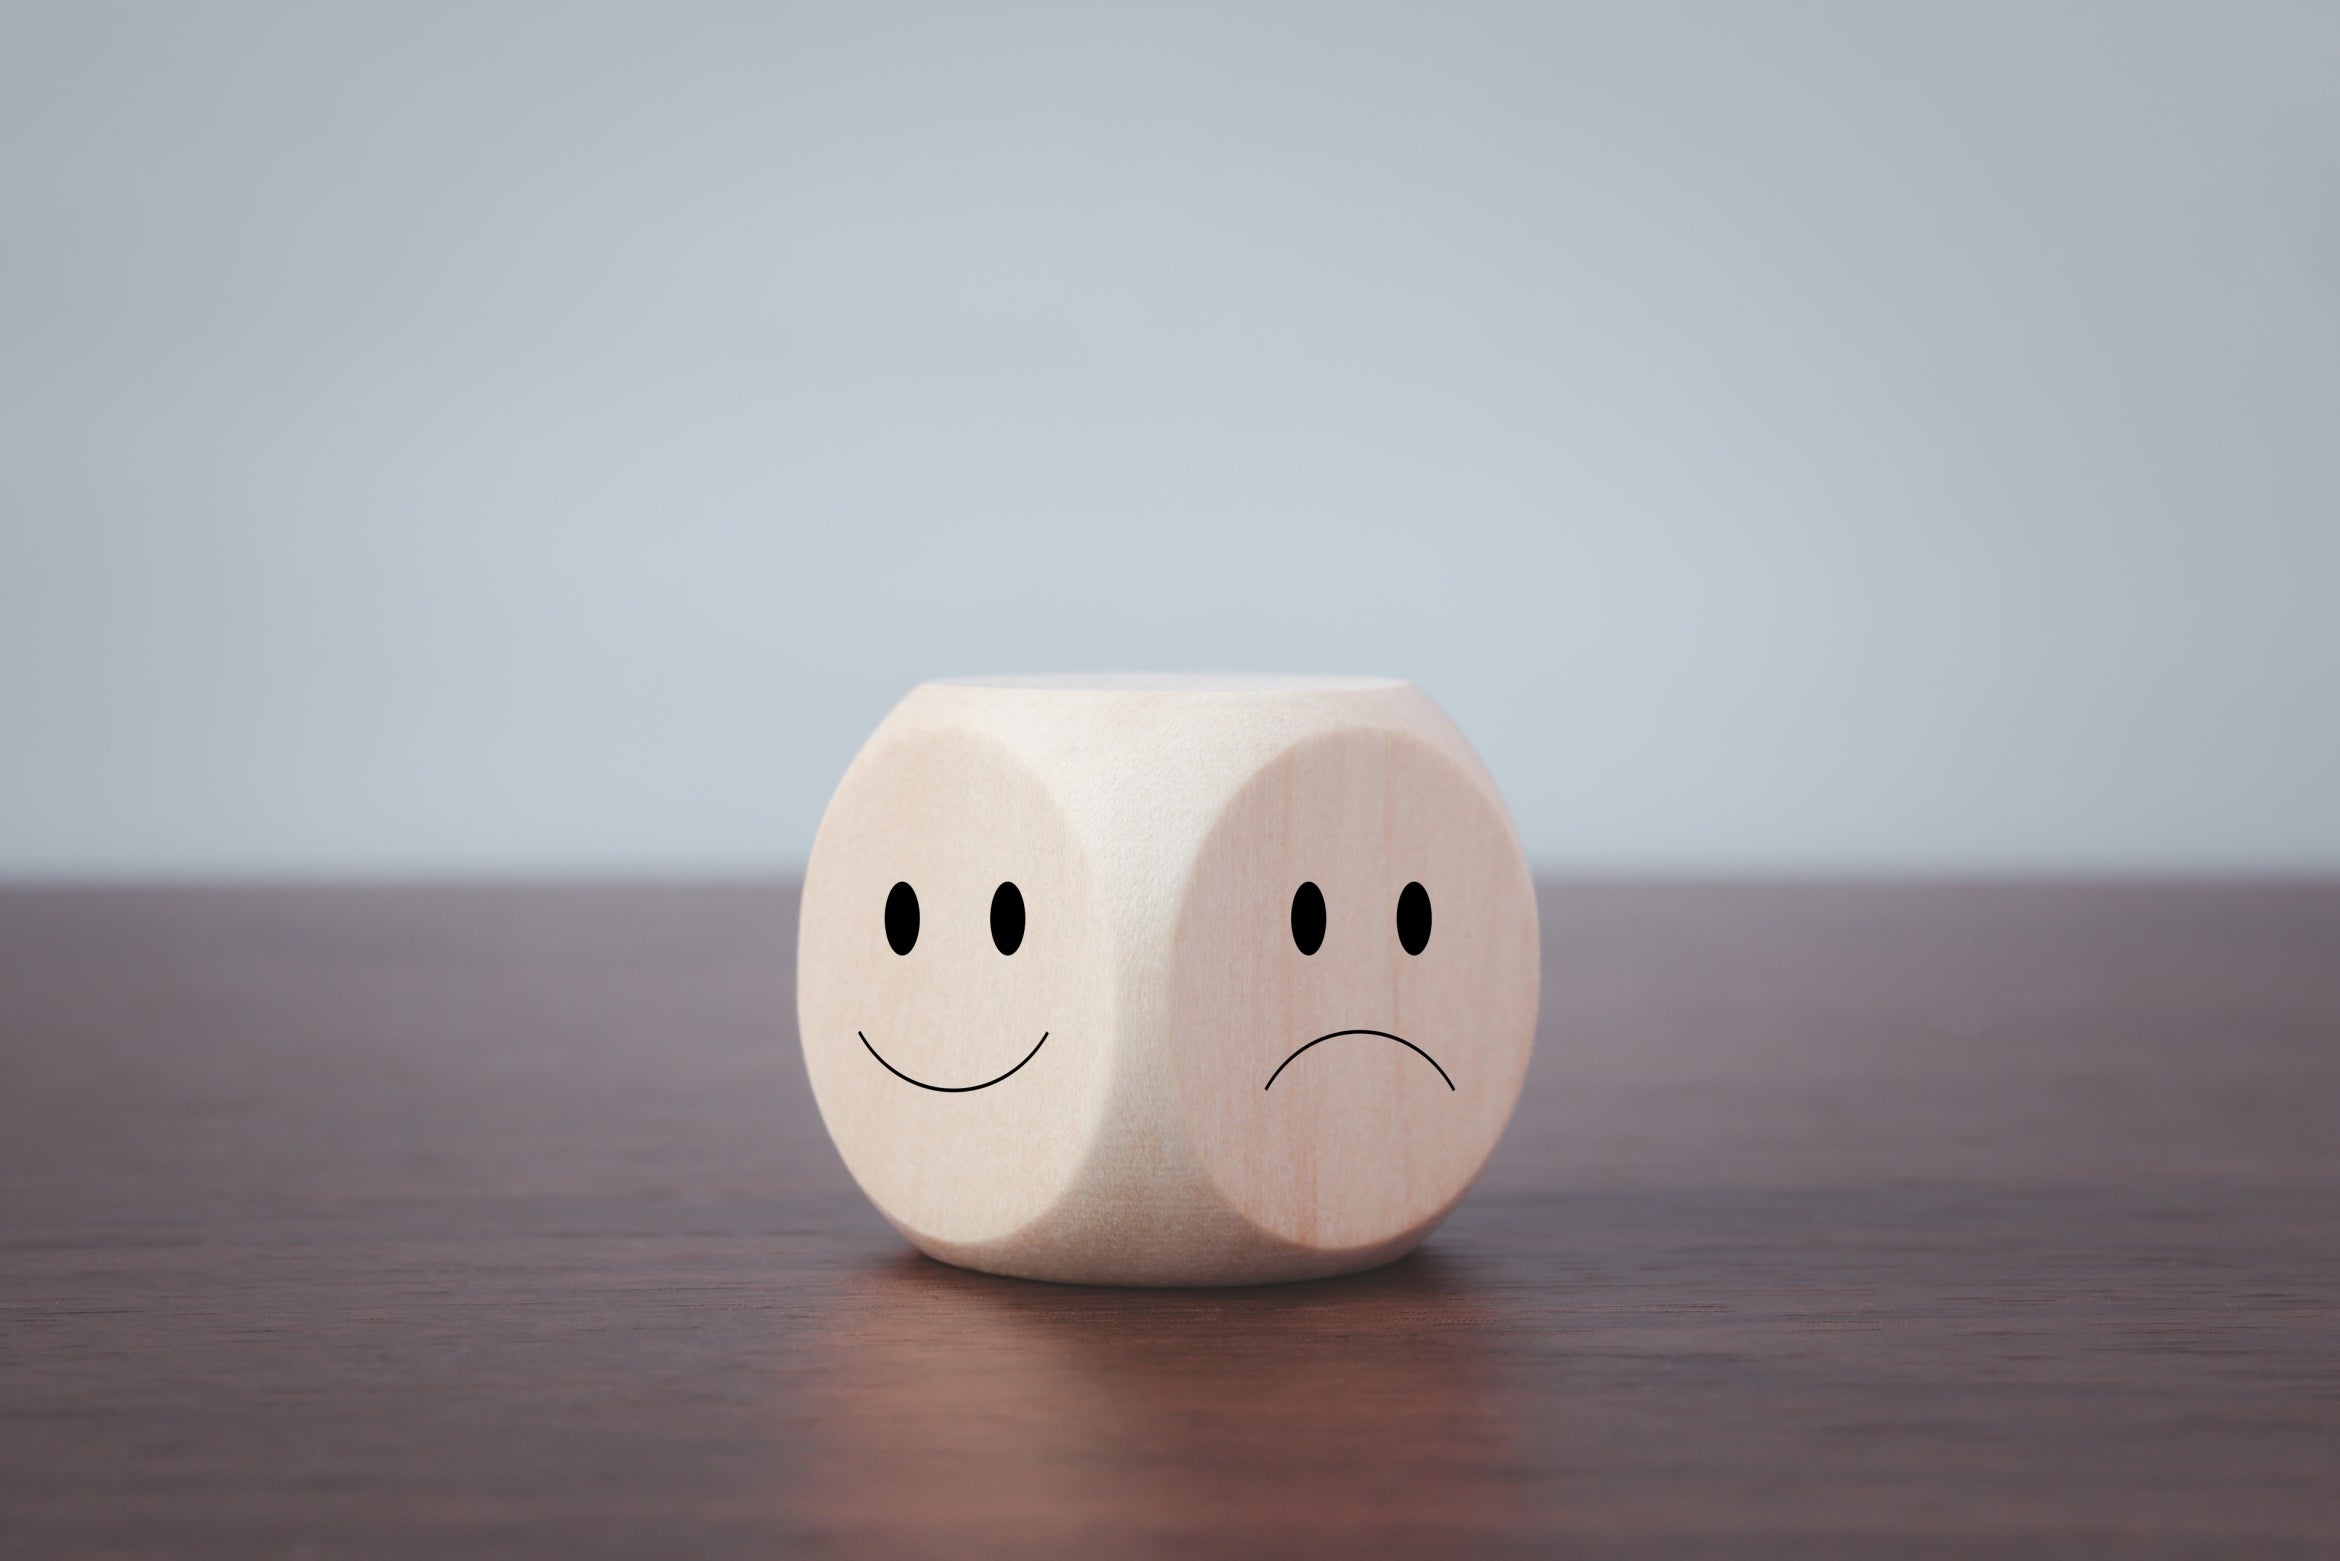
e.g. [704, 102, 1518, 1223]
[3, 883, 2336, 1557]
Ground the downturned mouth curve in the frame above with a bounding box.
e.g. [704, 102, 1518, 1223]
[1263, 1029, 1455, 1092]
[859, 1031, 1049, 1093]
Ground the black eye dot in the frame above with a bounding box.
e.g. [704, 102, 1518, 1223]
[1290, 881, 1326, 956]
[990, 881, 1026, 955]
[884, 881, 919, 955]
[1396, 881, 1432, 955]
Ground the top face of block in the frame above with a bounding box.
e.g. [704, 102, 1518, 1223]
[797, 677, 1539, 1271]
[934, 673, 1408, 693]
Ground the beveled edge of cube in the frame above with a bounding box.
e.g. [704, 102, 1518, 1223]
[929, 672, 1408, 694]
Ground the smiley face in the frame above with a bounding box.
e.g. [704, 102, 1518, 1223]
[855, 878, 1051, 1091]
[797, 730, 1110, 1251]
[1169, 728, 1539, 1254]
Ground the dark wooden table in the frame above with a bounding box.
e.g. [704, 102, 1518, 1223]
[3, 884, 2336, 1557]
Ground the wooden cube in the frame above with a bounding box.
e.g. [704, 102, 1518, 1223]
[797, 674, 1539, 1285]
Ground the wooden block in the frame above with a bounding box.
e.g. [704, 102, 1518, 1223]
[797, 674, 1540, 1286]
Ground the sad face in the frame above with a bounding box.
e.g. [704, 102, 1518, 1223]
[1168, 729, 1539, 1254]
[1263, 878, 1452, 1091]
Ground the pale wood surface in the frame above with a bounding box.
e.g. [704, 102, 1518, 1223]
[4, 882, 2338, 1557]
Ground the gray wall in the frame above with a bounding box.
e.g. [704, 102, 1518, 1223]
[5, 2, 2336, 877]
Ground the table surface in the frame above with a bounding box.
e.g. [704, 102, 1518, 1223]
[3, 882, 2337, 1558]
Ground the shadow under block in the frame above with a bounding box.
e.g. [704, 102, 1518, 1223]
[796, 674, 1541, 1286]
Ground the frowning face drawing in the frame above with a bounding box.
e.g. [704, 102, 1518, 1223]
[1170, 730, 1540, 1254]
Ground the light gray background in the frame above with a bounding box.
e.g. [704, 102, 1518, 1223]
[5, 2, 2335, 878]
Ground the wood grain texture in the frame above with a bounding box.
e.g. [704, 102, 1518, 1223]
[3, 882, 2337, 1557]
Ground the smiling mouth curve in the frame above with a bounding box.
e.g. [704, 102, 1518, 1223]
[858, 1031, 1049, 1093]
[1263, 1029, 1455, 1092]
